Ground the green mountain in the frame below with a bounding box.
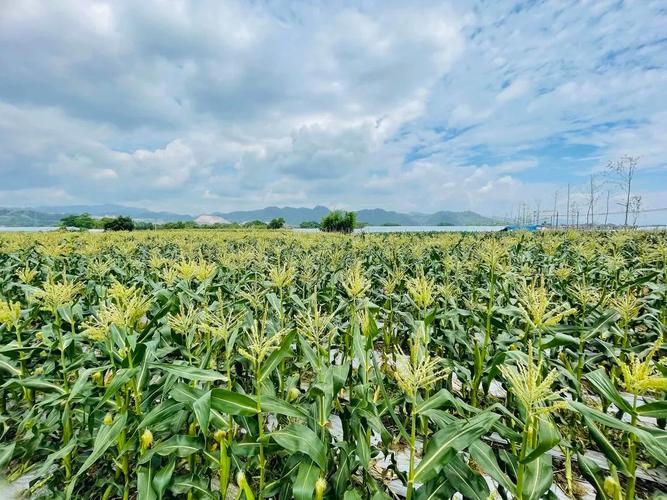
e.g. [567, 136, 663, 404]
[419, 210, 502, 226]
[216, 206, 501, 226]
[36, 204, 192, 222]
[2, 205, 502, 227]
[0, 209, 64, 227]
[214, 206, 331, 226]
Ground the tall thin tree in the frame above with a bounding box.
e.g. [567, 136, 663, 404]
[607, 155, 639, 227]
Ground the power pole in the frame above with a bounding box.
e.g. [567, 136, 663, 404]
[566, 184, 571, 227]
[553, 190, 559, 228]
[604, 190, 610, 226]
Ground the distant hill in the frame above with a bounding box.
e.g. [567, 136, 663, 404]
[215, 206, 501, 226]
[214, 206, 331, 226]
[0, 208, 64, 227]
[35, 204, 193, 222]
[1, 204, 502, 227]
[354, 209, 417, 225]
[419, 210, 502, 226]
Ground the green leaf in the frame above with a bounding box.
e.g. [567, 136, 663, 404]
[153, 460, 175, 500]
[443, 455, 489, 500]
[498, 450, 518, 480]
[414, 480, 454, 500]
[576, 453, 609, 500]
[469, 440, 514, 493]
[585, 368, 634, 414]
[636, 426, 667, 466]
[211, 388, 258, 416]
[343, 490, 363, 500]
[261, 394, 308, 419]
[521, 419, 560, 464]
[4, 377, 65, 395]
[521, 454, 552, 500]
[33, 440, 77, 477]
[138, 400, 185, 429]
[572, 401, 667, 465]
[541, 332, 579, 348]
[293, 459, 320, 500]
[137, 467, 157, 500]
[583, 416, 628, 473]
[0, 356, 20, 376]
[270, 424, 327, 470]
[298, 334, 319, 370]
[259, 331, 296, 382]
[414, 411, 499, 483]
[636, 400, 667, 418]
[0, 442, 15, 469]
[68, 368, 95, 401]
[193, 390, 211, 432]
[66, 412, 128, 498]
[568, 401, 637, 433]
[355, 424, 370, 471]
[422, 408, 457, 429]
[332, 443, 353, 499]
[96, 367, 139, 409]
[169, 382, 204, 404]
[139, 435, 202, 464]
[171, 474, 216, 499]
[416, 388, 459, 414]
[151, 362, 225, 382]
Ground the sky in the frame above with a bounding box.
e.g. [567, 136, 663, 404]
[1, 0, 666, 221]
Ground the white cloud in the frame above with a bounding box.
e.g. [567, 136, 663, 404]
[496, 79, 531, 104]
[0, 0, 665, 216]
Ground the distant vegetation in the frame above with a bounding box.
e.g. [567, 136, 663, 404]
[267, 217, 285, 229]
[102, 216, 135, 231]
[60, 213, 99, 229]
[2, 205, 503, 228]
[299, 220, 320, 229]
[320, 210, 356, 233]
[60, 213, 138, 231]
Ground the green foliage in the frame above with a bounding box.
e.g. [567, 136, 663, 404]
[0, 229, 665, 499]
[243, 220, 268, 229]
[102, 215, 135, 231]
[319, 210, 356, 233]
[267, 217, 285, 229]
[60, 213, 100, 229]
[299, 221, 320, 229]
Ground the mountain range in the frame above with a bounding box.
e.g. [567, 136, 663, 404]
[0, 204, 502, 227]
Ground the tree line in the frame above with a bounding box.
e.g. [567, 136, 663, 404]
[60, 210, 359, 233]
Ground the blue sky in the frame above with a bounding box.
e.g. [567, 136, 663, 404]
[1, 0, 666, 221]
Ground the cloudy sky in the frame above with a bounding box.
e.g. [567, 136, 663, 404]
[1, 0, 666, 219]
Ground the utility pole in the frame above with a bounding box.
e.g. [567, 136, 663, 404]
[553, 189, 559, 227]
[566, 184, 571, 227]
[604, 190, 610, 226]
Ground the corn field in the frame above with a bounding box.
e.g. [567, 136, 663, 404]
[1, 229, 666, 499]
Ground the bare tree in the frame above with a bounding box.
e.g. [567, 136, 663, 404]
[629, 195, 642, 227]
[566, 184, 571, 226]
[607, 155, 639, 227]
[603, 190, 610, 226]
[585, 175, 601, 226]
